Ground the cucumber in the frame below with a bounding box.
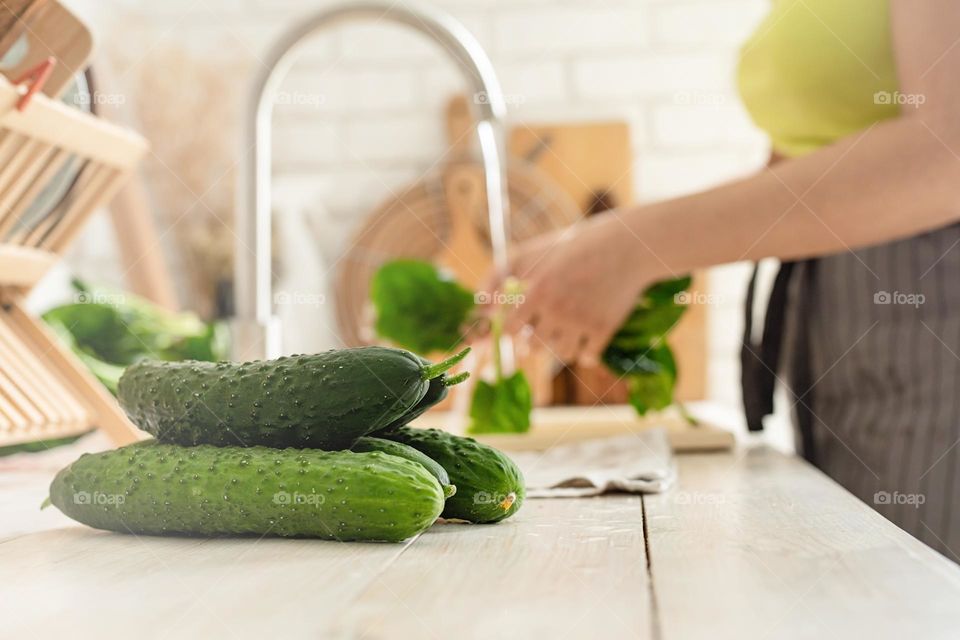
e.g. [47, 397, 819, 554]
[352, 436, 456, 498]
[48, 441, 444, 542]
[378, 369, 467, 433]
[383, 427, 524, 524]
[117, 346, 469, 449]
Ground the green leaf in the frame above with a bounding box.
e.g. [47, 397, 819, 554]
[366, 261, 692, 422]
[603, 340, 676, 377]
[468, 371, 533, 434]
[43, 303, 143, 365]
[74, 351, 127, 395]
[622, 343, 676, 415]
[371, 260, 475, 354]
[644, 276, 692, 304]
[0, 432, 88, 458]
[602, 276, 691, 416]
[610, 276, 691, 349]
[625, 369, 675, 416]
[612, 303, 686, 350]
[42, 281, 226, 395]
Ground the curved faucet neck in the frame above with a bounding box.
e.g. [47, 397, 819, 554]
[234, 1, 510, 360]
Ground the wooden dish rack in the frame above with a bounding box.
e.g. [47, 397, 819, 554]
[0, 71, 146, 447]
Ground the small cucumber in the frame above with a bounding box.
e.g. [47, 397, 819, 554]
[117, 346, 469, 449]
[383, 427, 524, 524]
[48, 441, 444, 542]
[352, 436, 456, 498]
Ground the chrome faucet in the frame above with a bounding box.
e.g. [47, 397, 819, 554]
[233, 1, 511, 360]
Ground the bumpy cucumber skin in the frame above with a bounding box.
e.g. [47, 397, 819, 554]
[352, 436, 455, 498]
[49, 442, 444, 542]
[384, 428, 524, 524]
[117, 347, 429, 449]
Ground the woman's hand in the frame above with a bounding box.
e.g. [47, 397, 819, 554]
[481, 213, 657, 365]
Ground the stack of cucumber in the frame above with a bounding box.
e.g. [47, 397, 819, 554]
[47, 346, 525, 543]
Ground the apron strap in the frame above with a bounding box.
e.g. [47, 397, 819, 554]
[741, 261, 796, 431]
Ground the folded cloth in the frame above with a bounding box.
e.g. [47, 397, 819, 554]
[510, 428, 676, 498]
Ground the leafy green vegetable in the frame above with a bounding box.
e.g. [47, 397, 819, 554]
[644, 277, 692, 304]
[607, 277, 691, 351]
[371, 260, 475, 354]
[468, 371, 533, 434]
[368, 259, 692, 421]
[42, 280, 226, 394]
[0, 432, 88, 458]
[44, 319, 127, 393]
[619, 343, 676, 415]
[44, 303, 145, 366]
[603, 277, 690, 416]
[467, 277, 534, 434]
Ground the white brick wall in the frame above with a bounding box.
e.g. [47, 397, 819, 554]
[55, 0, 776, 427]
[494, 7, 651, 54]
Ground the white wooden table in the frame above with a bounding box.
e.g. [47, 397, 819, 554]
[3, 446, 960, 639]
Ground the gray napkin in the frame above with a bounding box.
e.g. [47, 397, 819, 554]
[511, 428, 676, 498]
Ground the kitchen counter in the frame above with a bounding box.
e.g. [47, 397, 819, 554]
[3, 445, 960, 639]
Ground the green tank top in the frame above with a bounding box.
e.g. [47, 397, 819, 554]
[738, 0, 901, 157]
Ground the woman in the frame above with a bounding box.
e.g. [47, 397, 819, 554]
[488, 0, 960, 559]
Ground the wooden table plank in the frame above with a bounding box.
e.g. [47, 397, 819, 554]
[644, 447, 960, 640]
[0, 471, 78, 539]
[6, 442, 960, 639]
[336, 497, 652, 640]
[0, 527, 413, 639]
[0, 497, 652, 640]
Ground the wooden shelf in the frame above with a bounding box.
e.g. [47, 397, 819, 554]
[0, 70, 146, 447]
[0, 245, 56, 287]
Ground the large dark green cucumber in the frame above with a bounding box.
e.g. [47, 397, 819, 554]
[117, 346, 469, 449]
[48, 441, 444, 542]
[383, 427, 524, 523]
[378, 368, 467, 433]
[352, 436, 455, 498]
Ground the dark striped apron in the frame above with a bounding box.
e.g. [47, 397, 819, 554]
[744, 223, 960, 561]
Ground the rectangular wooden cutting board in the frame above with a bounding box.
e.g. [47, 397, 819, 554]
[413, 404, 735, 452]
